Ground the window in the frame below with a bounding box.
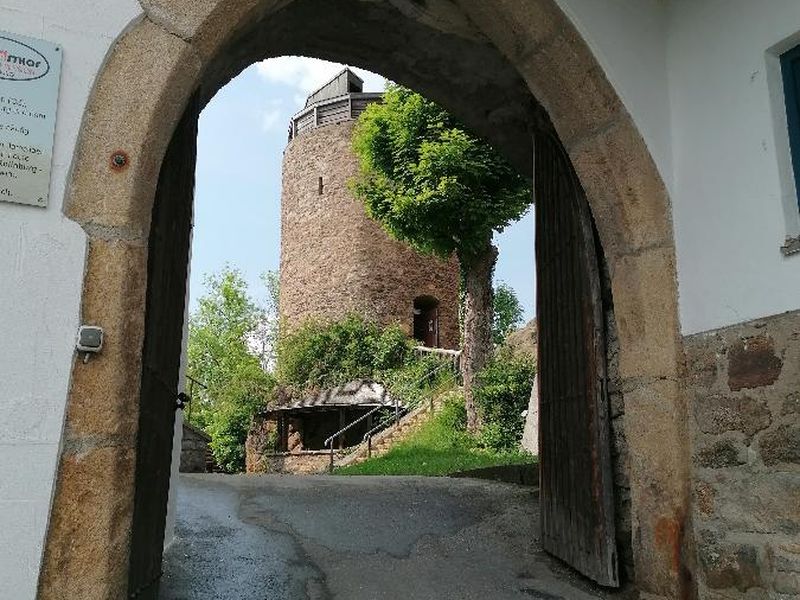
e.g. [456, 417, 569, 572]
[780, 44, 800, 213]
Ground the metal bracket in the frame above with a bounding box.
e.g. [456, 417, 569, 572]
[175, 392, 191, 411]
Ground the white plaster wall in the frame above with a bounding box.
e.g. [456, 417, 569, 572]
[0, 2, 143, 598]
[667, 0, 800, 334]
[556, 0, 800, 334]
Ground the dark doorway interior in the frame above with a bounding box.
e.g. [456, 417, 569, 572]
[413, 295, 440, 347]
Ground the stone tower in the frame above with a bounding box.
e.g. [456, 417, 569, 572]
[279, 69, 460, 349]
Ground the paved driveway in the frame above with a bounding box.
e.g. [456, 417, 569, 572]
[160, 473, 617, 600]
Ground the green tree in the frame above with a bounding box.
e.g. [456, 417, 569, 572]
[252, 270, 280, 370]
[492, 282, 524, 346]
[187, 267, 275, 472]
[351, 85, 531, 431]
[474, 349, 536, 451]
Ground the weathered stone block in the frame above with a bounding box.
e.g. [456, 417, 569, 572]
[67, 19, 202, 235]
[694, 394, 771, 440]
[622, 380, 689, 597]
[774, 572, 800, 595]
[140, 0, 286, 61]
[759, 423, 800, 466]
[782, 391, 800, 416]
[695, 481, 715, 518]
[696, 438, 746, 469]
[38, 446, 136, 600]
[699, 472, 800, 535]
[685, 334, 722, 390]
[455, 0, 563, 62]
[609, 248, 682, 380]
[520, 28, 625, 148]
[771, 542, 800, 573]
[728, 335, 782, 391]
[697, 532, 762, 592]
[64, 239, 147, 438]
[767, 541, 800, 595]
[570, 120, 673, 257]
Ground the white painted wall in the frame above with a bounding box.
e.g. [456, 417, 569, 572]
[667, 0, 800, 334]
[556, 0, 800, 334]
[0, 2, 142, 598]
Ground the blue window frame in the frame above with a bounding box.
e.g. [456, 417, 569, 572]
[780, 44, 800, 213]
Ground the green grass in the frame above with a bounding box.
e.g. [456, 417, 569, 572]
[335, 393, 536, 477]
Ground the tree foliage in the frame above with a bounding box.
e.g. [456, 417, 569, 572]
[474, 349, 536, 451]
[352, 85, 531, 268]
[186, 267, 275, 472]
[351, 85, 531, 431]
[275, 314, 455, 414]
[492, 282, 524, 346]
[275, 314, 412, 391]
[251, 270, 280, 370]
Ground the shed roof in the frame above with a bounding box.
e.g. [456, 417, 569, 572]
[265, 380, 399, 413]
[182, 421, 211, 442]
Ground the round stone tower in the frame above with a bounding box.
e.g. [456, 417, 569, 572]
[279, 69, 460, 349]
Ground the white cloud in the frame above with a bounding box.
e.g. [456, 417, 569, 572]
[255, 56, 386, 103]
[261, 99, 284, 132]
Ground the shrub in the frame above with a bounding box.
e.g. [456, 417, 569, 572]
[187, 267, 276, 472]
[275, 314, 413, 390]
[474, 350, 536, 451]
[203, 362, 276, 472]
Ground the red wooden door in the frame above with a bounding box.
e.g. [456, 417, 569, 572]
[127, 97, 198, 598]
[535, 132, 618, 587]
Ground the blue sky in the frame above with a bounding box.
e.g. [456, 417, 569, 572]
[191, 57, 535, 322]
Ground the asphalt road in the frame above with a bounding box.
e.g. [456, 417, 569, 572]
[159, 473, 615, 600]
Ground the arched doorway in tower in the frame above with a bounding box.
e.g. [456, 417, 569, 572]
[413, 295, 440, 348]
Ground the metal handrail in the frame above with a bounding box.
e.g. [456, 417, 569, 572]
[362, 369, 459, 458]
[185, 374, 208, 421]
[324, 357, 460, 472]
[324, 403, 391, 472]
[363, 406, 409, 442]
[412, 346, 461, 357]
[324, 404, 387, 449]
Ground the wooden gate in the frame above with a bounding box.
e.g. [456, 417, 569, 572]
[535, 132, 618, 587]
[127, 98, 198, 598]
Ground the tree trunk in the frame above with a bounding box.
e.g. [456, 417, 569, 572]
[461, 243, 498, 433]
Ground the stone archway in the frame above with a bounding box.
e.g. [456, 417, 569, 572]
[38, 1, 689, 598]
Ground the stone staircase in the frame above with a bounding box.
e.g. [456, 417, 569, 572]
[334, 393, 449, 469]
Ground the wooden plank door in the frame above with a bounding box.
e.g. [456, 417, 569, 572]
[535, 131, 618, 587]
[127, 97, 198, 599]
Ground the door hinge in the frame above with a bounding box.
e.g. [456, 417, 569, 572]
[175, 392, 191, 410]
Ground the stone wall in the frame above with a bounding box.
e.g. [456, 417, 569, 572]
[280, 120, 460, 349]
[248, 451, 344, 475]
[179, 423, 210, 473]
[686, 309, 800, 597]
[245, 414, 277, 473]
